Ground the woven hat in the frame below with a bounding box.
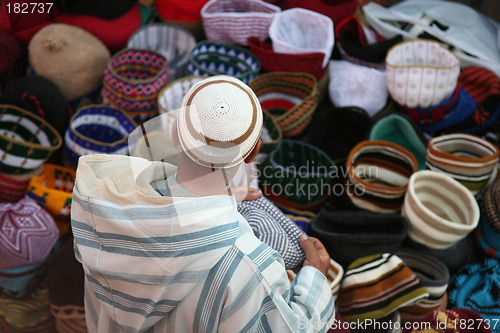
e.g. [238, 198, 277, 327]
[0, 259, 49, 300]
[474, 179, 500, 258]
[310, 210, 409, 268]
[0, 105, 62, 175]
[48, 238, 86, 333]
[0, 198, 59, 270]
[386, 39, 460, 109]
[158, 75, 205, 115]
[258, 109, 282, 157]
[269, 8, 334, 68]
[369, 113, 428, 170]
[0, 75, 69, 138]
[402, 308, 491, 333]
[0, 166, 43, 203]
[249, 72, 319, 137]
[0, 29, 24, 86]
[346, 140, 418, 213]
[64, 104, 137, 168]
[338, 253, 428, 322]
[284, 0, 357, 25]
[127, 23, 196, 80]
[328, 60, 388, 117]
[247, 37, 327, 81]
[448, 258, 500, 327]
[26, 164, 75, 236]
[201, 0, 280, 46]
[28, 23, 110, 102]
[403, 171, 479, 250]
[188, 41, 260, 84]
[102, 48, 169, 123]
[260, 139, 336, 210]
[426, 133, 499, 195]
[177, 75, 263, 169]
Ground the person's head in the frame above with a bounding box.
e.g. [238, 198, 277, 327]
[173, 75, 263, 187]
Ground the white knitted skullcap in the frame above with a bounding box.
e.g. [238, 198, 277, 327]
[178, 75, 263, 169]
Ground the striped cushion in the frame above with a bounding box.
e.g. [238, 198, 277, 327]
[426, 133, 499, 195]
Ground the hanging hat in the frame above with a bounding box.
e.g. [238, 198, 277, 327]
[448, 258, 500, 327]
[158, 75, 205, 115]
[338, 253, 428, 322]
[0, 286, 55, 332]
[177, 75, 263, 169]
[0, 29, 25, 86]
[127, 23, 197, 80]
[269, 8, 334, 68]
[386, 39, 460, 109]
[0, 105, 62, 175]
[201, 0, 280, 46]
[188, 41, 261, 84]
[28, 23, 110, 102]
[345, 140, 418, 213]
[328, 60, 388, 117]
[102, 48, 169, 123]
[247, 37, 327, 81]
[64, 104, 137, 168]
[310, 210, 409, 268]
[26, 164, 75, 236]
[48, 238, 86, 333]
[0, 198, 59, 270]
[0, 166, 43, 203]
[0, 75, 69, 138]
[260, 139, 336, 210]
[426, 133, 499, 195]
[284, 0, 357, 25]
[249, 72, 319, 137]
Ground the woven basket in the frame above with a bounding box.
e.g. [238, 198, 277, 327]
[0, 105, 62, 175]
[249, 72, 319, 137]
[127, 23, 196, 80]
[188, 41, 261, 84]
[64, 104, 137, 168]
[101, 48, 169, 123]
[259, 109, 282, 155]
[261, 139, 336, 210]
[158, 75, 205, 114]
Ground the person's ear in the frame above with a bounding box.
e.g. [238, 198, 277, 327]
[171, 120, 180, 147]
[244, 139, 261, 164]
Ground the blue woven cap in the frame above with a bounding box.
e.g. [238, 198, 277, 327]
[64, 104, 137, 168]
[188, 41, 261, 84]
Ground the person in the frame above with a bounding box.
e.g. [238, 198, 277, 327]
[71, 75, 335, 332]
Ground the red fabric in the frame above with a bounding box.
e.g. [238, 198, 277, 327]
[0, 28, 23, 82]
[54, 3, 141, 52]
[284, 0, 357, 24]
[156, 0, 209, 22]
[247, 37, 326, 80]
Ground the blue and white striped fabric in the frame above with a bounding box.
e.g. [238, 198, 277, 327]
[71, 154, 335, 333]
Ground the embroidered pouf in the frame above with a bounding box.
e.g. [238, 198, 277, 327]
[201, 0, 280, 46]
[426, 133, 499, 195]
[26, 164, 75, 236]
[261, 139, 336, 210]
[345, 140, 418, 213]
[158, 75, 205, 114]
[0, 105, 62, 175]
[249, 72, 319, 137]
[386, 39, 460, 109]
[127, 23, 196, 80]
[64, 105, 137, 168]
[102, 48, 169, 123]
[188, 41, 260, 84]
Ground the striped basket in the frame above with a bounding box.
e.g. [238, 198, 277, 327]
[0, 105, 62, 175]
[127, 23, 196, 80]
[201, 0, 280, 46]
[188, 41, 261, 84]
[158, 75, 205, 114]
[259, 109, 282, 155]
[261, 139, 336, 210]
[249, 72, 319, 137]
[64, 105, 137, 168]
[101, 48, 169, 123]
[0, 166, 43, 203]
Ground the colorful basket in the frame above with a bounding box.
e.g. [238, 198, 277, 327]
[201, 0, 280, 46]
[0, 105, 62, 175]
[64, 105, 137, 168]
[158, 75, 205, 114]
[261, 139, 336, 210]
[101, 48, 169, 123]
[249, 72, 319, 137]
[188, 41, 261, 84]
[127, 23, 196, 80]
